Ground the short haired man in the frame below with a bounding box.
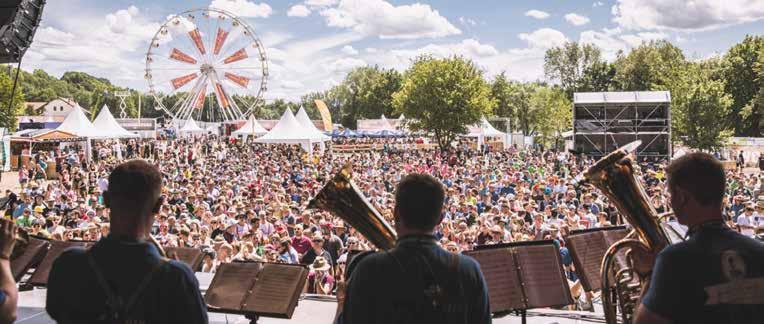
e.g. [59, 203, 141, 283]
[635, 153, 764, 324]
[46, 160, 208, 323]
[335, 173, 490, 324]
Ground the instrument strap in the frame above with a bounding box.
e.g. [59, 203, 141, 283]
[87, 252, 168, 320]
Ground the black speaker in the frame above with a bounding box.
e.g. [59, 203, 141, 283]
[0, 0, 45, 64]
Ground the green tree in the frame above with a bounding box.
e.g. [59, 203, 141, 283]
[544, 42, 604, 96]
[578, 61, 617, 92]
[613, 40, 686, 92]
[673, 64, 733, 151]
[491, 72, 514, 121]
[333, 66, 402, 128]
[508, 82, 539, 136]
[0, 72, 25, 130]
[393, 56, 495, 152]
[721, 35, 764, 136]
[532, 86, 572, 148]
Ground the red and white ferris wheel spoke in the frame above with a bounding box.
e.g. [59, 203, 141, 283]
[169, 48, 198, 65]
[224, 72, 250, 89]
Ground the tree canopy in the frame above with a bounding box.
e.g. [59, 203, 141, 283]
[393, 56, 495, 152]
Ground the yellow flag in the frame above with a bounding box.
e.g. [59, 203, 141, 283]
[314, 99, 333, 131]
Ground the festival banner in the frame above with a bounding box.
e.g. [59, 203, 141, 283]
[169, 48, 197, 65]
[213, 28, 229, 55]
[195, 84, 207, 109]
[214, 82, 230, 108]
[314, 99, 333, 131]
[223, 48, 248, 64]
[188, 29, 206, 55]
[225, 72, 250, 88]
[171, 73, 198, 90]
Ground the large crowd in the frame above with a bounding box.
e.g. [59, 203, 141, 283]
[3, 136, 762, 299]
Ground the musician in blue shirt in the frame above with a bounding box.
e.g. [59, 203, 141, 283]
[335, 174, 491, 324]
[46, 160, 207, 323]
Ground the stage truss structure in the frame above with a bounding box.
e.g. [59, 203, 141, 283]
[144, 8, 268, 123]
[573, 91, 671, 160]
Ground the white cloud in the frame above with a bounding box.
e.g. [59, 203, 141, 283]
[459, 16, 477, 26]
[305, 0, 338, 7]
[388, 39, 499, 61]
[209, 0, 272, 18]
[593, 1, 604, 7]
[281, 80, 305, 89]
[612, 0, 764, 31]
[579, 28, 668, 60]
[287, 5, 311, 17]
[518, 28, 568, 49]
[565, 13, 590, 26]
[330, 57, 366, 72]
[341, 45, 358, 55]
[525, 10, 550, 20]
[365, 47, 378, 53]
[319, 0, 461, 39]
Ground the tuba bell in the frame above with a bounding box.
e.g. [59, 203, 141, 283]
[308, 165, 397, 250]
[582, 140, 672, 324]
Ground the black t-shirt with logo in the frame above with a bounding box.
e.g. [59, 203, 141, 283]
[642, 224, 764, 324]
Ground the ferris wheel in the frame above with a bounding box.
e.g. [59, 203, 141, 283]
[144, 8, 268, 122]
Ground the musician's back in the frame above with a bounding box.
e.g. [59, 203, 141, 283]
[338, 235, 490, 324]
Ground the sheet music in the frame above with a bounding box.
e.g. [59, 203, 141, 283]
[29, 240, 91, 286]
[515, 245, 572, 309]
[601, 228, 630, 269]
[567, 232, 608, 291]
[246, 264, 307, 317]
[165, 246, 204, 271]
[464, 248, 525, 312]
[204, 262, 262, 311]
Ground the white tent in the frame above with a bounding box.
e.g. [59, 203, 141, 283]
[231, 115, 267, 140]
[466, 116, 506, 149]
[255, 108, 330, 154]
[295, 106, 330, 136]
[56, 104, 102, 138]
[93, 105, 138, 138]
[379, 115, 396, 131]
[179, 118, 205, 135]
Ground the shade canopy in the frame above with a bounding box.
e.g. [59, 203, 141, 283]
[255, 109, 330, 144]
[231, 115, 268, 138]
[179, 118, 205, 133]
[466, 117, 505, 138]
[55, 104, 102, 138]
[93, 105, 138, 138]
[295, 107, 331, 138]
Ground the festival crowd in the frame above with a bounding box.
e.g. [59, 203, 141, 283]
[2, 136, 762, 301]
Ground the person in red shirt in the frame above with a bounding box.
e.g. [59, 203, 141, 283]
[291, 224, 312, 255]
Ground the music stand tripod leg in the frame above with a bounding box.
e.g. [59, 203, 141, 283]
[245, 313, 259, 323]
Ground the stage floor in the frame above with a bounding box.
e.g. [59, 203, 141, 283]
[17, 288, 607, 324]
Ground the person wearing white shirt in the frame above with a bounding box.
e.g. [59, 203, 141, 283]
[736, 205, 757, 237]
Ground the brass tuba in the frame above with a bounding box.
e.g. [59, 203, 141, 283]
[582, 141, 671, 324]
[308, 165, 397, 250]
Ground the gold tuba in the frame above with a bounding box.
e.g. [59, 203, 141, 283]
[582, 141, 671, 324]
[308, 165, 397, 250]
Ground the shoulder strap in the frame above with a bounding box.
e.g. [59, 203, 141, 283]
[87, 252, 168, 320]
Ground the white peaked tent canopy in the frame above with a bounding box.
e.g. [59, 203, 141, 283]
[466, 116, 506, 148]
[56, 104, 102, 138]
[255, 108, 330, 154]
[379, 115, 396, 131]
[179, 118, 205, 134]
[295, 107, 331, 139]
[93, 105, 138, 138]
[231, 115, 267, 139]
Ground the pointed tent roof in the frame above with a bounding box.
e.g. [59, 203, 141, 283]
[466, 116, 505, 137]
[379, 114, 395, 131]
[255, 108, 330, 143]
[56, 104, 103, 138]
[93, 105, 138, 138]
[295, 106, 330, 138]
[180, 118, 205, 133]
[232, 115, 267, 136]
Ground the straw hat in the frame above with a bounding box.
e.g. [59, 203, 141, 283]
[310, 256, 331, 271]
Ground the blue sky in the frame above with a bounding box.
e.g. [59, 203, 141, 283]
[25, 0, 764, 101]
